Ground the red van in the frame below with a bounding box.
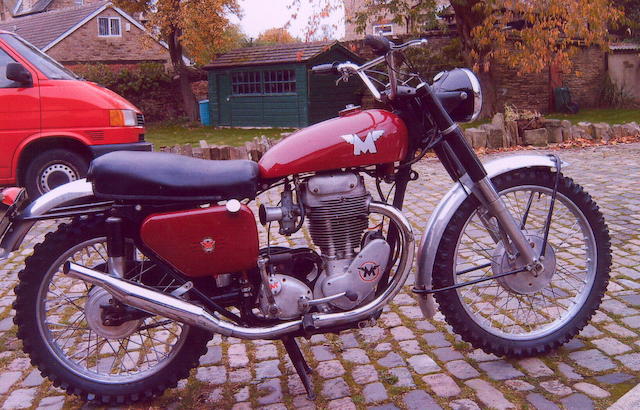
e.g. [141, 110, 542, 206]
[0, 31, 151, 199]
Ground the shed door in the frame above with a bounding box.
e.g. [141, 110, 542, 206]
[217, 73, 231, 126]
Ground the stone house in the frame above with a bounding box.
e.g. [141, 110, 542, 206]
[343, 0, 450, 40]
[0, 0, 172, 67]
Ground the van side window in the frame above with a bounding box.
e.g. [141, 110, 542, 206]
[0, 48, 19, 88]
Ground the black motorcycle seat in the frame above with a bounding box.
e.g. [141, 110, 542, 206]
[87, 151, 260, 202]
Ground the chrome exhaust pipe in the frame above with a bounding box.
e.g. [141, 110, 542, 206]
[63, 202, 414, 340]
[63, 262, 302, 339]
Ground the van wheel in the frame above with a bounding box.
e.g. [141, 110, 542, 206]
[24, 149, 88, 199]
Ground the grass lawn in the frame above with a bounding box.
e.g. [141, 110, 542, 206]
[546, 109, 639, 124]
[146, 122, 295, 148]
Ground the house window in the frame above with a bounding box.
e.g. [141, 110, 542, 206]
[264, 70, 296, 94]
[373, 24, 393, 36]
[231, 71, 262, 95]
[98, 17, 121, 37]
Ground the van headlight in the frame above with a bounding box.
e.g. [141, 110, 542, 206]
[109, 109, 137, 127]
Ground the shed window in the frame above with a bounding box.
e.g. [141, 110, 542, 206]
[98, 17, 121, 37]
[231, 70, 296, 95]
[232, 71, 262, 94]
[264, 70, 296, 93]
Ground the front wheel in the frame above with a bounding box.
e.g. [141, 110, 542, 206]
[24, 149, 88, 199]
[13, 217, 212, 404]
[433, 168, 611, 357]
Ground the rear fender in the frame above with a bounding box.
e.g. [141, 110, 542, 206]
[0, 179, 95, 260]
[415, 154, 568, 318]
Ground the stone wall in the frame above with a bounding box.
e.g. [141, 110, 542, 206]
[343, 34, 606, 114]
[563, 47, 606, 109]
[48, 8, 170, 66]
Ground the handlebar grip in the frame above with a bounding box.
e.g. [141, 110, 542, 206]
[311, 63, 338, 75]
[365, 35, 392, 56]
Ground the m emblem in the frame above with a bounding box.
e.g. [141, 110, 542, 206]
[341, 130, 384, 155]
[200, 237, 216, 254]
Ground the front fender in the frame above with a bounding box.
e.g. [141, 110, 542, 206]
[0, 179, 95, 260]
[415, 154, 568, 318]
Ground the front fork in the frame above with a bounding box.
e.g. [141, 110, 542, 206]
[417, 83, 541, 272]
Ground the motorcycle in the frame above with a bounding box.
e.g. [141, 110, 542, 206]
[0, 36, 611, 404]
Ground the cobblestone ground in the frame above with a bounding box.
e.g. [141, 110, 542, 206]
[0, 143, 639, 409]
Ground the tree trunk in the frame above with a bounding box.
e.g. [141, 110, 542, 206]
[478, 70, 497, 118]
[167, 27, 198, 121]
[451, 1, 497, 118]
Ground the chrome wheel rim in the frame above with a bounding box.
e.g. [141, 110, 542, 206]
[454, 185, 597, 340]
[36, 238, 190, 383]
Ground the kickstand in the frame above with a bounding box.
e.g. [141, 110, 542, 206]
[281, 336, 315, 400]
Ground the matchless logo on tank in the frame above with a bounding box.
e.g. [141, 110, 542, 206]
[200, 237, 216, 253]
[341, 130, 384, 155]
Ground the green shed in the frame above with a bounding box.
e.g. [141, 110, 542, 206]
[203, 41, 363, 127]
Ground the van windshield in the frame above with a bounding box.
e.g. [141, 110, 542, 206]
[0, 33, 79, 80]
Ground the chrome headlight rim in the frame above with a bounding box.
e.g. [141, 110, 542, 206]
[460, 68, 483, 122]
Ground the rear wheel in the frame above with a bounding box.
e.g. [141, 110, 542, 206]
[13, 217, 211, 404]
[433, 168, 611, 357]
[24, 149, 88, 199]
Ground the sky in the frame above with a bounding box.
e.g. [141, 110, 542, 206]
[231, 0, 345, 41]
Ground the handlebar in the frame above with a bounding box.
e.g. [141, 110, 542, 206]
[310, 37, 428, 102]
[311, 63, 338, 75]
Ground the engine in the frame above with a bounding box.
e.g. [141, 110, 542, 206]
[257, 172, 391, 319]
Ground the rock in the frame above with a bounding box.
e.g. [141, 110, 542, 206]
[403, 390, 442, 410]
[352, 364, 379, 384]
[317, 360, 346, 379]
[542, 119, 563, 143]
[505, 120, 519, 146]
[4, 388, 37, 410]
[465, 379, 515, 409]
[445, 360, 480, 380]
[592, 123, 612, 141]
[363, 382, 388, 403]
[196, 366, 226, 384]
[311, 345, 335, 361]
[321, 377, 350, 400]
[342, 348, 370, 364]
[576, 122, 595, 139]
[389, 367, 416, 387]
[407, 354, 440, 374]
[378, 352, 405, 368]
[464, 128, 488, 149]
[480, 124, 505, 149]
[422, 373, 461, 397]
[255, 360, 282, 379]
[621, 122, 640, 137]
[527, 393, 561, 410]
[573, 382, 610, 398]
[569, 349, 616, 372]
[491, 112, 505, 130]
[523, 128, 548, 146]
[257, 378, 283, 405]
[478, 360, 524, 380]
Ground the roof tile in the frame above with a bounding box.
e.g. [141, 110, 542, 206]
[204, 41, 341, 69]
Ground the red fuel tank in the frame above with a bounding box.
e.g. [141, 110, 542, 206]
[140, 205, 259, 277]
[259, 109, 408, 179]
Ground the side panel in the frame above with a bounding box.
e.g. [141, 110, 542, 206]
[140, 205, 259, 277]
[259, 109, 408, 179]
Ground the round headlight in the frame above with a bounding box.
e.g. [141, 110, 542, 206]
[460, 68, 482, 121]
